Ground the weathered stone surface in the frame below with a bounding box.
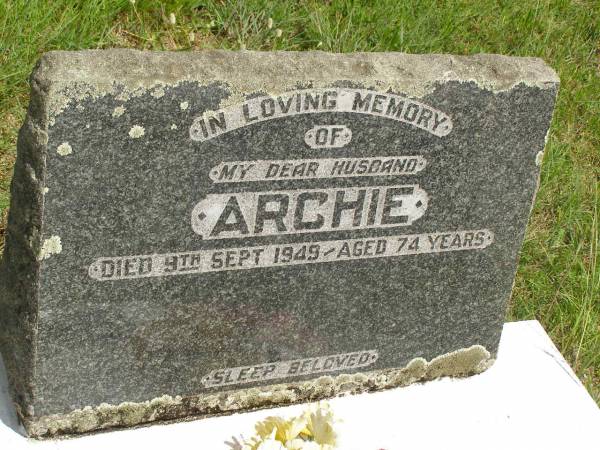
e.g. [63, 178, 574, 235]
[0, 49, 558, 437]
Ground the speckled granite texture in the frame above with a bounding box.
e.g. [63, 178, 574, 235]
[0, 50, 558, 437]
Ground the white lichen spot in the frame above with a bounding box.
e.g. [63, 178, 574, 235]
[129, 125, 145, 139]
[57, 142, 72, 156]
[152, 87, 165, 98]
[544, 128, 551, 144]
[38, 236, 62, 260]
[179, 101, 189, 111]
[26, 164, 37, 181]
[112, 106, 126, 118]
[535, 151, 544, 166]
[170, 124, 178, 130]
[43, 187, 49, 195]
[116, 92, 130, 102]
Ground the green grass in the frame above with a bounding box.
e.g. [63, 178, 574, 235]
[0, 0, 598, 402]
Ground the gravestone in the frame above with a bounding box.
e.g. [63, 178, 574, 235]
[0, 50, 559, 438]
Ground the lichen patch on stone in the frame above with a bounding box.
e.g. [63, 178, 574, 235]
[38, 236, 62, 260]
[424, 345, 491, 379]
[535, 151, 544, 166]
[38, 50, 559, 126]
[25, 163, 37, 181]
[179, 101, 189, 110]
[112, 106, 126, 117]
[56, 142, 72, 156]
[24, 344, 493, 438]
[152, 87, 165, 98]
[170, 124, 178, 130]
[128, 125, 145, 138]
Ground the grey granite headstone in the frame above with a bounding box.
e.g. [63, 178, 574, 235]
[0, 50, 558, 437]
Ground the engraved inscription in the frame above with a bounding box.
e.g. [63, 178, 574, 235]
[304, 125, 352, 148]
[88, 229, 494, 281]
[189, 88, 453, 142]
[209, 156, 426, 183]
[191, 185, 429, 239]
[201, 350, 379, 388]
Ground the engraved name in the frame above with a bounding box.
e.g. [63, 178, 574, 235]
[189, 88, 453, 142]
[191, 185, 429, 240]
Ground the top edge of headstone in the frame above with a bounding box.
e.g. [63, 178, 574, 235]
[31, 49, 559, 124]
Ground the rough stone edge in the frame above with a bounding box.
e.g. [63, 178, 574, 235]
[499, 77, 561, 339]
[0, 53, 50, 423]
[24, 344, 493, 439]
[33, 49, 560, 124]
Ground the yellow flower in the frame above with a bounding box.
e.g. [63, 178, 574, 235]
[255, 415, 308, 443]
[283, 438, 305, 450]
[237, 435, 260, 450]
[293, 441, 321, 450]
[255, 429, 286, 450]
[304, 404, 338, 447]
[241, 403, 338, 449]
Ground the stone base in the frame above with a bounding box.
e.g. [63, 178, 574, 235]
[2, 321, 598, 448]
[21, 345, 491, 437]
